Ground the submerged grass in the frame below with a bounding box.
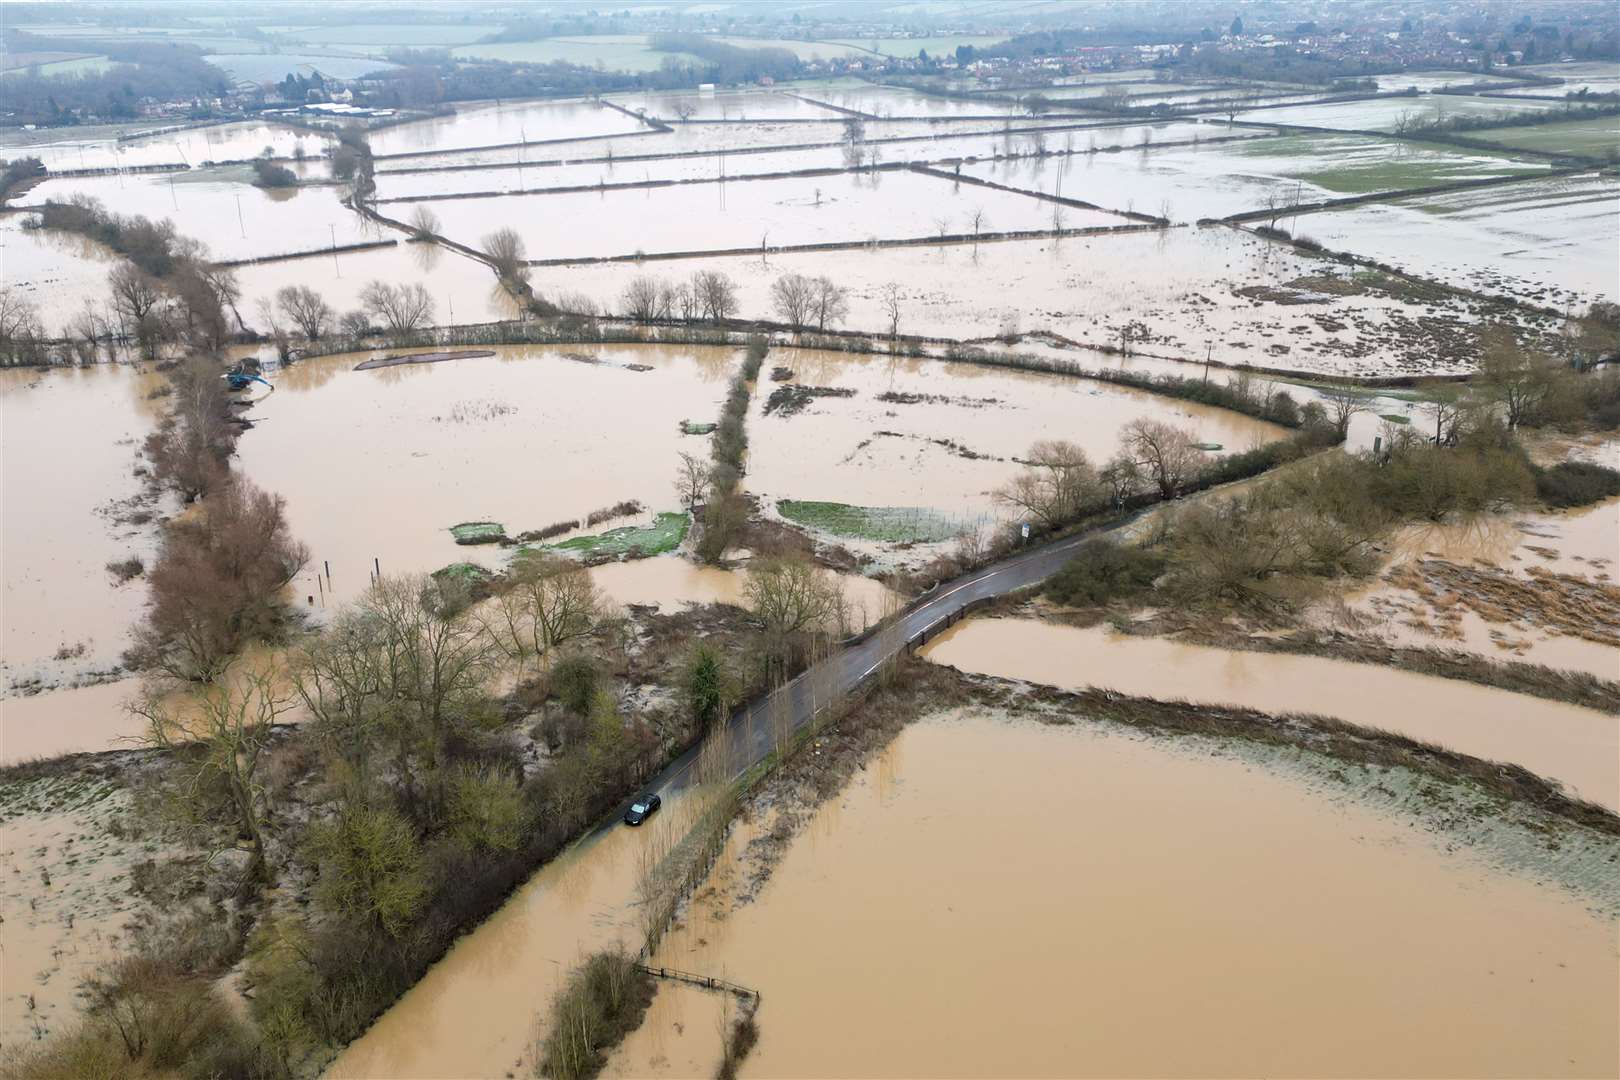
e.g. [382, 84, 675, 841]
[535, 511, 690, 561]
[777, 500, 962, 543]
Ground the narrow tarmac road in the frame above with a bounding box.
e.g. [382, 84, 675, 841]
[644, 515, 1135, 803]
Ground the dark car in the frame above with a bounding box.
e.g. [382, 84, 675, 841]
[624, 793, 661, 826]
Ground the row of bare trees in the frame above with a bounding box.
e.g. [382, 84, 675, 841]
[769, 272, 849, 333]
[619, 270, 740, 323]
[995, 420, 1208, 531]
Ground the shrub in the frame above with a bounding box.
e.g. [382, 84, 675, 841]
[537, 951, 654, 1080]
[551, 653, 598, 718]
[251, 158, 298, 188]
[1535, 461, 1620, 508]
[1044, 539, 1167, 606]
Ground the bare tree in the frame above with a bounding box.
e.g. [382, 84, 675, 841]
[995, 439, 1102, 528]
[362, 574, 494, 778]
[484, 555, 603, 671]
[744, 556, 844, 682]
[1101, 451, 1145, 507]
[108, 263, 162, 326]
[621, 275, 663, 322]
[1321, 385, 1369, 439]
[1477, 326, 1555, 429]
[481, 226, 527, 282]
[671, 281, 698, 320]
[969, 206, 988, 240]
[692, 270, 738, 322]
[133, 664, 292, 881]
[409, 204, 441, 241]
[881, 282, 902, 341]
[770, 272, 815, 330]
[1124, 419, 1204, 500]
[359, 280, 436, 336]
[672, 100, 697, 122]
[675, 451, 710, 512]
[277, 284, 334, 340]
[811, 276, 849, 332]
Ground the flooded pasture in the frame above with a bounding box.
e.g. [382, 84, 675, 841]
[424, 169, 1117, 262]
[626, 711, 1620, 1077]
[1236, 94, 1563, 132]
[233, 344, 732, 605]
[365, 98, 654, 158]
[0, 365, 165, 694]
[369, 125, 1224, 203]
[958, 129, 1547, 221]
[232, 241, 520, 332]
[0, 216, 122, 329]
[1298, 171, 1620, 305]
[745, 346, 1289, 518]
[1325, 498, 1620, 679]
[22, 170, 382, 262]
[0, 119, 332, 172]
[548, 226, 1515, 376]
[921, 617, 1618, 811]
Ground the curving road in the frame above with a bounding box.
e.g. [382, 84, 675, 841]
[642, 515, 1138, 804]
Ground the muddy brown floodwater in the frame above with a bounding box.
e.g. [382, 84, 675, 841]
[233, 343, 734, 608]
[626, 711, 1619, 1078]
[1, 365, 167, 694]
[322, 787, 685, 1079]
[921, 618, 1619, 811]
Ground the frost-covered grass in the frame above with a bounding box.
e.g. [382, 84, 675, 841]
[778, 500, 963, 542]
[538, 511, 690, 560]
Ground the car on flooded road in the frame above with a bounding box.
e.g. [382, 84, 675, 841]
[624, 793, 661, 826]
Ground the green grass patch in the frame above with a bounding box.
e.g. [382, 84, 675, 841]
[1461, 115, 1620, 156]
[1379, 413, 1411, 424]
[449, 521, 507, 545]
[536, 511, 690, 560]
[680, 420, 717, 435]
[432, 562, 494, 587]
[778, 500, 962, 543]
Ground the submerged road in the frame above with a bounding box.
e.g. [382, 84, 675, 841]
[643, 515, 1138, 804]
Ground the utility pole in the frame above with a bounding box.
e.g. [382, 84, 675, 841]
[330, 224, 340, 277]
[235, 193, 246, 238]
[1203, 341, 1213, 384]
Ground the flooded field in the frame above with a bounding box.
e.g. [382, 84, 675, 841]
[921, 618, 1618, 811]
[0, 365, 165, 695]
[23, 170, 381, 262]
[1236, 94, 1562, 132]
[957, 130, 1547, 221]
[1324, 498, 1620, 680]
[627, 711, 1620, 1077]
[233, 344, 732, 604]
[612, 89, 846, 123]
[426, 169, 1115, 261]
[1300, 171, 1620, 305]
[547, 226, 1520, 376]
[370, 126, 1223, 202]
[324, 792, 664, 1078]
[0, 776, 165, 1043]
[0, 119, 332, 172]
[0, 215, 121, 328]
[366, 98, 654, 157]
[231, 241, 519, 331]
[746, 347, 1288, 517]
[591, 556, 894, 625]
